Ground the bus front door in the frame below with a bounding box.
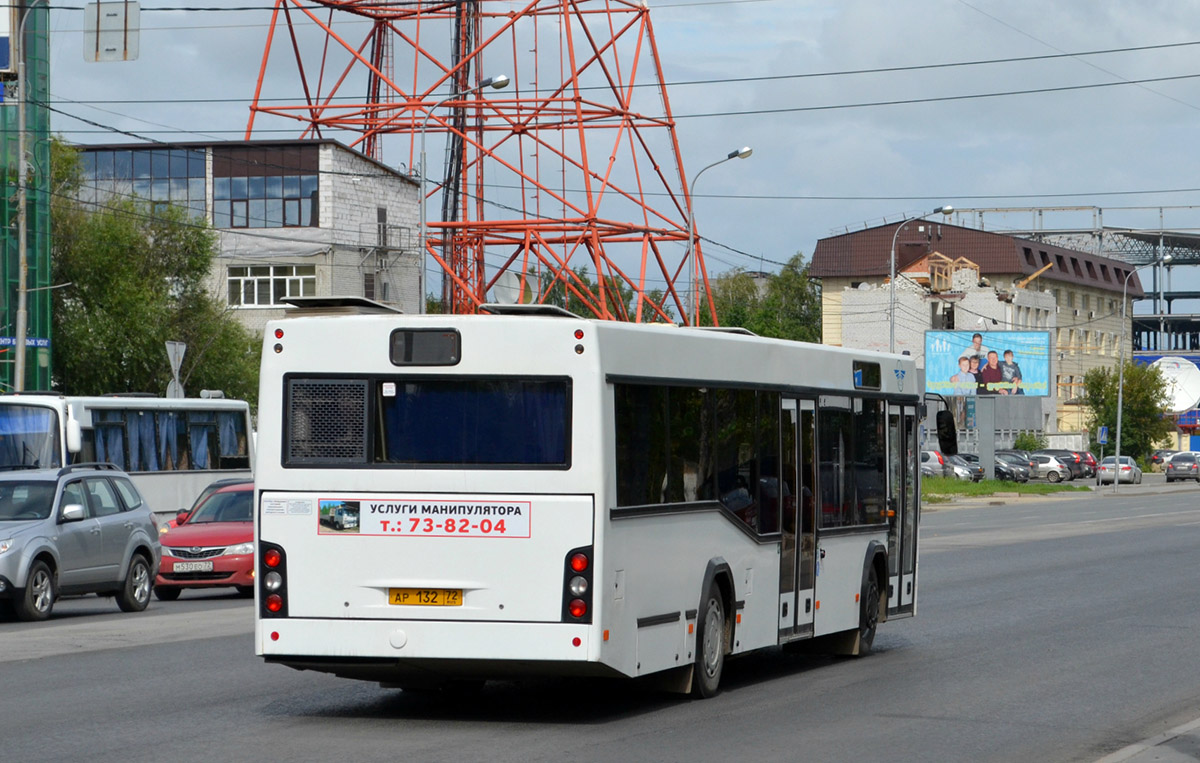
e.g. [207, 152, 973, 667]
[778, 398, 817, 641]
[886, 404, 918, 617]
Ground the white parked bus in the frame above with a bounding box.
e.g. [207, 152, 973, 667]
[254, 300, 930, 696]
[0, 393, 254, 516]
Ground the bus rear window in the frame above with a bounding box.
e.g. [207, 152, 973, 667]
[378, 379, 569, 467]
[283, 376, 570, 468]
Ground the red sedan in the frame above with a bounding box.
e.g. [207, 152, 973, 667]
[154, 482, 254, 601]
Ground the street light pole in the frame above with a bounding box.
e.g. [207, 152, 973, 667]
[13, 0, 46, 391]
[1114, 254, 1171, 493]
[685, 146, 752, 326]
[418, 73, 509, 314]
[889, 205, 953, 354]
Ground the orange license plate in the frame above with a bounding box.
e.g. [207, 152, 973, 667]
[388, 588, 462, 606]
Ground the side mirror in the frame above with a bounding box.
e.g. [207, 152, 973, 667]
[60, 503, 86, 523]
[65, 419, 82, 454]
[936, 410, 959, 456]
[176, 509, 191, 525]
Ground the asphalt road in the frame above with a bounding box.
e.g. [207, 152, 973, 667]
[3, 484, 1200, 763]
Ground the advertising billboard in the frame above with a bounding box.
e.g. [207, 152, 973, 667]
[0, 4, 12, 78]
[925, 330, 1051, 397]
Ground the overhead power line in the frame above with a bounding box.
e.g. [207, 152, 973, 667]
[47, 39, 1200, 105]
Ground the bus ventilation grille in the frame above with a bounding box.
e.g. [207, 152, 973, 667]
[286, 379, 369, 464]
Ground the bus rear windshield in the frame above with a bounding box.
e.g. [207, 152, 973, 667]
[380, 379, 569, 466]
[284, 376, 570, 468]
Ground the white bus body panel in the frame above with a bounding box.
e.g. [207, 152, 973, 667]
[259, 491, 592, 623]
[813, 533, 883, 635]
[607, 510, 780, 677]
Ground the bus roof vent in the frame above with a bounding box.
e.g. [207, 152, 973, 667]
[281, 296, 403, 315]
[479, 304, 583, 319]
[689, 326, 759, 337]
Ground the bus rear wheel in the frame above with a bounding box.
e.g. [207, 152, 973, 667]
[692, 582, 726, 698]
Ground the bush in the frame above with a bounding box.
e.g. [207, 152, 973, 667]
[1012, 432, 1046, 452]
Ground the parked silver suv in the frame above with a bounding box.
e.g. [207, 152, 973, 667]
[0, 463, 160, 621]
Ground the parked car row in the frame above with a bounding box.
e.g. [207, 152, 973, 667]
[921, 450, 1031, 482]
[0, 471, 254, 621]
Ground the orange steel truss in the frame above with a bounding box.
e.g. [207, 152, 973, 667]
[245, 0, 717, 323]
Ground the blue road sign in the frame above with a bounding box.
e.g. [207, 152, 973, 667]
[1098, 425, 1109, 445]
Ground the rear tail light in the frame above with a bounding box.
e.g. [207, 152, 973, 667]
[935, 452, 944, 465]
[259, 541, 288, 618]
[562, 546, 593, 623]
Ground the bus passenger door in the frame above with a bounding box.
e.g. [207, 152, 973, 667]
[886, 404, 918, 617]
[778, 398, 816, 640]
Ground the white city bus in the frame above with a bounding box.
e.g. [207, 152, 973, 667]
[0, 393, 254, 516]
[254, 300, 927, 696]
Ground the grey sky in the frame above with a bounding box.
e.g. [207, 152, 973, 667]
[43, 0, 1200, 291]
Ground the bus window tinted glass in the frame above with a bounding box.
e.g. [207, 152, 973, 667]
[378, 379, 569, 466]
[615, 385, 668, 505]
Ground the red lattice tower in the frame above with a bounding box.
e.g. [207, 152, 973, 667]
[246, 0, 716, 323]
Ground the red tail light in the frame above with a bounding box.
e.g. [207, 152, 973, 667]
[562, 546, 593, 623]
[259, 542, 288, 618]
[936, 452, 944, 465]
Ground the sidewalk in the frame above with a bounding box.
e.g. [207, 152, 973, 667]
[925, 475, 1199, 511]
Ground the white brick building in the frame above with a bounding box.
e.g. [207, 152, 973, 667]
[78, 140, 422, 336]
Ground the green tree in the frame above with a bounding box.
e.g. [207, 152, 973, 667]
[50, 139, 260, 403]
[1012, 431, 1046, 452]
[1081, 362, 1173, 461]
[699, 253, 822, 341]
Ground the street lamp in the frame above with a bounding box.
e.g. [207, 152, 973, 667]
[889, 205, 953, 353]
[685, 146, 752, 325]
[418, 74, 509, 313]
[1114, 253, 1171, 493]
[13, 0, 47, 391]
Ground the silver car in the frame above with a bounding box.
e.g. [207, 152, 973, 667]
[1031, 454, 1075, 483]
[1098, 456, 1143, 485]
[0, 463, 160, 621]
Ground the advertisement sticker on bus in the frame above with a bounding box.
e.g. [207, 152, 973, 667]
[317, 498, 531, 537]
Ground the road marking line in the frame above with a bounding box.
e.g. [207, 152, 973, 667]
[1094, 715, 1200, 762]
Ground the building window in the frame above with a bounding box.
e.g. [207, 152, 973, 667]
[227, 264, 316, 307]
[214, 174, 318, 229]
[79, 147, 206, 219]
[211, 145, 320, 229]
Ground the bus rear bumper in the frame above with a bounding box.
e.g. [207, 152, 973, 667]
[257, 618, 618, 682]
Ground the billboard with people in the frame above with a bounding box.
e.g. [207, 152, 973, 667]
[925, 330, 1051, 397]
